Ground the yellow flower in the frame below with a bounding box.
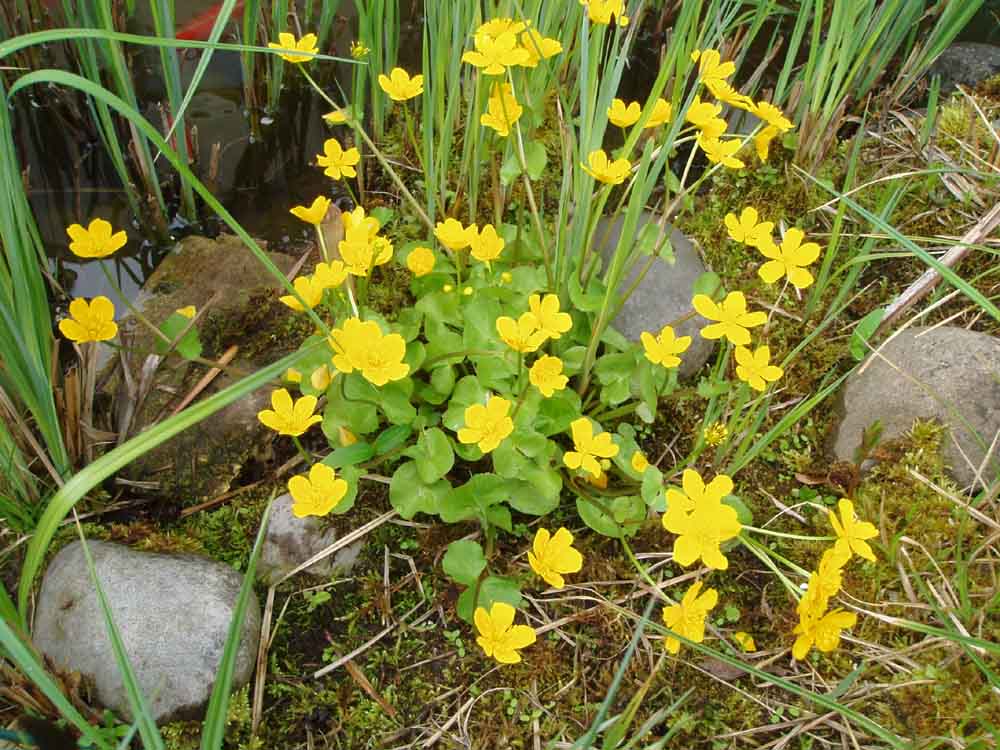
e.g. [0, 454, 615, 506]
[434, 218, 475, 251]
[520, 29, 562, 67]
[457, 396, 514, 453]
[474, 602, 536, 664]
[323, 108, 348, 124]
[317, 138, 360, 180]
[564, 417, 619, 478]
[469, 223, 506, 266]
[754, 125, 781, 161]
[342, 205, 381, 240]
[480, 82, 523, 137]
[643, 98, 672, 129]
[580, 0, 629, 26]
[176, 305, 196, 319]
[685, 95, 723, 131]
[814, 547, 849, 604]
[268, 32, 318, 64]
[285, 367, 302, 383]
[313, 260, 348, 289]
[289, 196, 331, 225]
[752, 101, 793, 133]
[703, 422, 728, 446]
[463, 286, 473, 296]
[66, 218, 127, 259]
[792, 604, 857, 661]
[607, 98, 641, 128]
[406, 246, 435, 277]
[462, 30, 530, 75]
[586, 469, 609, 489]
[828, 499, 878, 562]
[500, 272, 513, 284]
[581, 149, 631, 185]
[641, 325, 691, 369]
[476, 18, 528, 39]
[279, 275, 325, 311]
[705, 79, 754, 111]
[529, 355, 568, 397]
[528, 527, 583, 588]
[757, 228, 820, 289]
[698, 135, 745, 169]
[631, 451, 649, 472]
[692, 291, 766, 346]
[328, 317, 410, 386]
[310, 364, 332, 391]
[724, 207, 774, 248]
[661, 580, 718, 654]
[734, 345, 783, 392]
[339, 226, 394, 277]
[378, 67, 424, 101]
[662, 468, 741, 570]
[664, 468, 731, 517]
[58, 296, 118, 343]
[257, 388, 322, 436]
[287, 463, 348, 518]
[350, 40, 369, 59]
[695, 48, 735, 87]
[496, 313, 547, 353]
[733, 631, 757, 652]
[527, 293, 572, 340]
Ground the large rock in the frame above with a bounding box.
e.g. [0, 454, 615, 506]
[831, 326, 1000, 490]
[33, 541, 260, 724]
[928, 42, 1000, 93]
[593, 212, 714, 378]
[257, 493, 364, 585]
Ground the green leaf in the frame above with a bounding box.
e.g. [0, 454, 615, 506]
[378, 380, 417, 425]
[404, 427, 455, 483]
[442, 539, 486, 586]
[500, 148, 522, 185]
[155, 311, 202, 360]
[486, 505, 513, 532]
[524, 141, 547, 180]
[389, 462, 452, 520]
[723, 495, 753, 526]
[692, 271, 723, 299]
[322, 442, 375, 468]
[442, 376, 489, 431]
[456, 575, 522, 623]
[373, 424, 412, 455]
[641, 467, 666, 511]
[535, 389, 583, 436]
[505, 476, 561, 516]
[850, 307, 884, 361]
[440, 474, 509, 522]
[577, 495, 644, 538]
[462, 297, 503, 351]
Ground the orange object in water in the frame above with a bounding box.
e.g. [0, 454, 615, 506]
[176, 0, 246, 41]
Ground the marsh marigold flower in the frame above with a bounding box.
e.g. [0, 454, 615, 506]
[66, 218, 127, 259]
[257, 388, 322, 436]
[734, 345, 783, 392]
[757, 228, 820, 289]
[564, 417, 619, 478]
[378, 67, 424, 101]
[317, 138, 360, 180]
[529, 355, 568, 397]
[406, 246, 435, 277]
[704, 422, 728, 446]
[176, 305, 196, 319]
[661, 580, 718, 654]
[685, 95, 724, 133]
[527, 293, 572, 339]
[480, 82, 523, 137]
[290, 196, 332, 225]
[662, 468, 741, 570]
[339, 226, 393, 277]
[268, 32, 318, 63]
[643, 98, 673, 129]
[814, 547, 849, 604]
[496, 313, 546, 353]
[59, 296, 117, 343]
[474, 602, 536, 664]
[528, 527, 583, 588]
[581, 149, 631, 185]
[829, 499, 878, 562]
[434, 218, 475, 251]
[323, 108, 348, 124]
[692, 291, 766, 346]
[631, 451, 649, 472]
[641, 325, 691, 369]
[608, 99, 641, 128]
[311, 364, 332, 391]
[580, 0, 628, 26]
[792, 597, 857, 661]
[462, 30, 529, 75]
[458, 396, 514, 453]
[752, 101, 793, 133]
[520, 29, 562, 67]
[328, 317, 409, 386]
[287, 463, 348, 518]
[313, 260, 348, 289]
[754, 125, 781, 161]
[706, 79, 754, 111]
[279, 275, 326, 311]
[698, 136, 745, 169]
[693, 49, 735, 88]
[476, 18, 527, 39]
[470, 224, 505, 266]
[733, 631, 757, 652]
[724, 207, 774, 248]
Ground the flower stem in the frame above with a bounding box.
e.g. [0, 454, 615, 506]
[292, 435, 312, 463]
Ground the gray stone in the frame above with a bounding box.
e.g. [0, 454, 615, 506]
[831, 326, 1000, 490]
[257, 493, 364, 585]
[593, 212, 714, 379]
[928, 42, 1000, 93]
[33, 541, 260, 724]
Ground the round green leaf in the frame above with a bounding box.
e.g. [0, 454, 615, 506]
[442, 539, 486, 586]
